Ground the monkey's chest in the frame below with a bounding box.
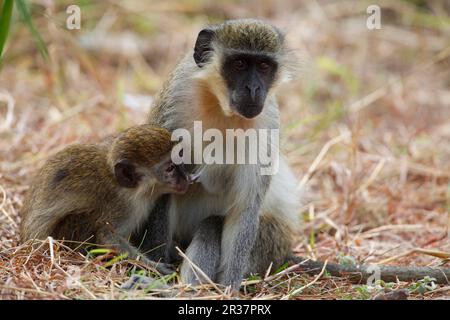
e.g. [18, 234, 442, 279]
[171, 182, 228, 243]
[170, 165, 258, 243]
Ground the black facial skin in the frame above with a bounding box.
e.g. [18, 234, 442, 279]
[193, 28, 279, 119]
[221, 53, 278, 119]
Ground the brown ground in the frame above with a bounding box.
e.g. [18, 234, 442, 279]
[0, 0, 449, 299]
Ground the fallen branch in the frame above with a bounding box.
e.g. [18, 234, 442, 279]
[288, 256, 450, 284]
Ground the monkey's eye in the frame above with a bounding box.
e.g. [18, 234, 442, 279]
[166, 163, 176, 173]
[233, 59, 246, 71]
[258, 62, 271, 73]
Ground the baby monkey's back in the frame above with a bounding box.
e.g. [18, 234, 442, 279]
[20, 125, 181, 263]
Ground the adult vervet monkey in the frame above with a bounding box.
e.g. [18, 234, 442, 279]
[146, 19, 300, 290]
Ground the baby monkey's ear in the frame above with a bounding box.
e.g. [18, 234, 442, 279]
[114, 159, 140, 188]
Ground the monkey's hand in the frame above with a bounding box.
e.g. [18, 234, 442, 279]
[140, 256, 176, 275]
[121, 274, 181, 298]
[121, 273, 169, 290]
[99, 232, 175, 275]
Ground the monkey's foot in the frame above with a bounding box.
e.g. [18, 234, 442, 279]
[140, 257, 175, 275]
[154, 262, 176, 275]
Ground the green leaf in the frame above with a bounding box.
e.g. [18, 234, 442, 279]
[408, 276, 437, 295]
[274, 262, 289, 274]
[15, 0, 48, 61]
[0, 0, 14, 61]
[103, 253, 128, 267]
[247, 274, 262, 281]
[87, 248, 113, 256]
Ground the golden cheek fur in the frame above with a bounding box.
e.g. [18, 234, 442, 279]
[193, 57, 234, 117]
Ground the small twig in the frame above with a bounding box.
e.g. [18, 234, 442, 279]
[31, 238, 97, 299]
[175, 246, 227, 296]
[0, 91, 15, 132]
[263, 262, 273, 280]
[264, 259, 311, 282]
[45, 95, 105, 127]
[53, 263, 97, 299]
[359, 224, 422, 240]
[349, 46, 450, 113]
[377, 248, 450, 265]
[298, 131, 351, 190]
[424, 285, 450, 295]
[0, 285, 65, 298]
[0, 184, 18, 228]
[361, 153, 450, 178]
[283, 260, 328, 299]
[357, 159, 386, 193]
[48, 236, 55, 270]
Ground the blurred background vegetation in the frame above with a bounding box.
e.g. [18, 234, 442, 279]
[0, 0, 449, 299]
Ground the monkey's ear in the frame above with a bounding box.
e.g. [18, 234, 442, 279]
[193, 28, 215, 67]
[114, 159, 140, 188]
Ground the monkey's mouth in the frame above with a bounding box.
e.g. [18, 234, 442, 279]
[164, 163, 202, 194]
[163, 163, 190, 194]
[234, 104, 264, 119]
[230, 98, 264, 119]
[170, 181, 190, 194]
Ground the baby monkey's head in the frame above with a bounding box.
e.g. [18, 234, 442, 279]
[109, 125, 193, 194]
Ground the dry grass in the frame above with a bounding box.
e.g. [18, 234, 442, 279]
[0, 0, 449, 300]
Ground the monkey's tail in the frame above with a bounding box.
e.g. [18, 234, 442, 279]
[287, 255, 450, 284]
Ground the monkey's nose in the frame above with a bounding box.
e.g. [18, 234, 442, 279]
[245, 85, 260, 102]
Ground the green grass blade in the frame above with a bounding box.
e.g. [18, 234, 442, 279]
[15, 0, 49, 61]
[0, 0, 14, 61]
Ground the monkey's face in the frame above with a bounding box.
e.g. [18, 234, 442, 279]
[193, 22, 283, 120]
[153, 159, 191, 194]
[221, 53, 278, 119]
[114, 156, 190, 194]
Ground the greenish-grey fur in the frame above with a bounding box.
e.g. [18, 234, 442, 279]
[21, 143, 117, 244]
[214, 19, 284, 54]
[109, 125, 174, 169]
[20, 125, 174, 264]
[143, 19, 301, 289]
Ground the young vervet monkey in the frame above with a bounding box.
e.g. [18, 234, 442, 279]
[145, 19, 301, 289]
[20, 125, 195, 273]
